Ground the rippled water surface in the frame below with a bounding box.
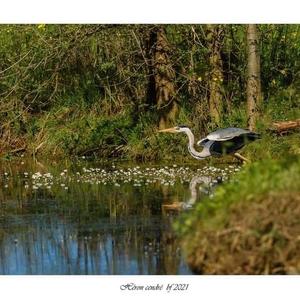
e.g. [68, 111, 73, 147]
[0, 158, 239, 274]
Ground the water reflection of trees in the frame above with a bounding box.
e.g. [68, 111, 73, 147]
[0, 215, 186, 274]
[0, 178, 191, 274]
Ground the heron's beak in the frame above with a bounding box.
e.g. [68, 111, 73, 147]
[158, 127, 178, 133]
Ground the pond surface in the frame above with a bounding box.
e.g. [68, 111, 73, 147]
[0, 158, 239, 275]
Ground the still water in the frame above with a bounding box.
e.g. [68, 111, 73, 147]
[0, 159, 237, 275]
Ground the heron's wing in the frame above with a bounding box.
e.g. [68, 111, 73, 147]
[206, 127, 250, 141]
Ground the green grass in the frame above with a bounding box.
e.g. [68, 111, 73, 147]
[176, 156, 300, 231]
[1, 88, 299, 163]
[175, 156, 300, 274]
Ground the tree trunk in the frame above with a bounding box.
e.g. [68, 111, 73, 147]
[146, 26, 178, 129]
[207, 25, 224, 126]
[246, 24, 262, 131]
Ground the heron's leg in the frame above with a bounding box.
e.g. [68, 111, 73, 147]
[234, 152, 250, 163]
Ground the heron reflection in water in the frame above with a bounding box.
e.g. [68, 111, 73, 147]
[159, 125, 261, 163]
[162, 175, 222, 212]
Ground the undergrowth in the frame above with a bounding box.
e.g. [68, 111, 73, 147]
[176, 156, 300, 274]
[1, 95, 299, 163]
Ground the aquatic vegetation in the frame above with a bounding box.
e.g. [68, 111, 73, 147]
[0, 159, 240, 274]
[0, 162, 240, 194]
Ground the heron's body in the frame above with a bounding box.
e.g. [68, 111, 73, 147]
[159, 125, 261, 162]
[198, 128, 260, 156]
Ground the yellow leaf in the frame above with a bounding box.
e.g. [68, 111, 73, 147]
[37, 24, 46, 30]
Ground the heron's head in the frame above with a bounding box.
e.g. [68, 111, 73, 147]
[158, 125, 190, 134]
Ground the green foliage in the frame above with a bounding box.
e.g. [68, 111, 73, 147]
[176, 155, 300, 236]
[38, 108, 134, 156]
[0, 24, 299, 159]
[175, 155, 300, 274]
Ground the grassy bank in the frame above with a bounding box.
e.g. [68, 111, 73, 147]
[1, 96, 299, 163]
[0, 25, 299, 162]
[175, 156, 300, 274]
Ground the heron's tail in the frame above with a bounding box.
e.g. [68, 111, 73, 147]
[247, 132, 261, 141]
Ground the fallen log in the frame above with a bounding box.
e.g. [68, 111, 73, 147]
[271, 119, 300, 134]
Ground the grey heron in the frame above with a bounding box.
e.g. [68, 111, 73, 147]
[158, 125, 261, 162]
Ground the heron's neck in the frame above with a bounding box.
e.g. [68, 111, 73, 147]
[184, 129, 209, 160]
